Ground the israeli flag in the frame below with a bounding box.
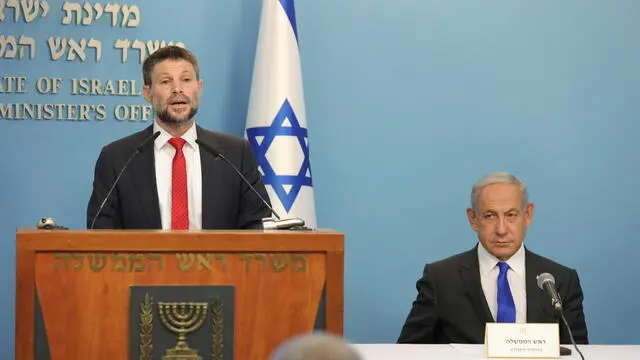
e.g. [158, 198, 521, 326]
[245, 0, 317, 228]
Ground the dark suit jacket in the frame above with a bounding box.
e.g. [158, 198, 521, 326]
[397, 245, 588, 345]
[86, 125, 271, 229]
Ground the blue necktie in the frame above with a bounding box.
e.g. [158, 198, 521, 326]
[497, 262, 516, 322]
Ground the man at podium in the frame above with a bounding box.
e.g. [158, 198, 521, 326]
[397, 172, 588, 345]
[87, 46, 271, 230]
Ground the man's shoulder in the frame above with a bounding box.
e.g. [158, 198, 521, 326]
[525, 248, 577, 274]
[101, 126, 154, 154]
[427, 247, 477, 270]
[197, 126, 248, 150]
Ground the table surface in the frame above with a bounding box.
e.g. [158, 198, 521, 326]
[352, 344, 640, 360]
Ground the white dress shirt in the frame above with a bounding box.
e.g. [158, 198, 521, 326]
[153, 121, 202, 230]
[477, 243, 527, 323]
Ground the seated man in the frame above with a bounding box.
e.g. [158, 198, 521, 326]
[270, 332, 362, 360]
[397, 172, 588, 344]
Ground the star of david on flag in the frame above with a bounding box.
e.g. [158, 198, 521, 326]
[246, 99, 312, 213]
[245, 0, 317, 228]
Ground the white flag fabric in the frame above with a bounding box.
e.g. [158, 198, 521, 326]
[245, 0, 317, 228]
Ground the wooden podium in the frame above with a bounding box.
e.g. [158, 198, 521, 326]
[15, 228, 344, 360]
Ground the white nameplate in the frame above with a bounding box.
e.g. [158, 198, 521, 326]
[484, 323, 560, 358]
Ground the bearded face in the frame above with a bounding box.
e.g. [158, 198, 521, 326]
[153, 92, 200, 125]
[143, 59, 203, 127]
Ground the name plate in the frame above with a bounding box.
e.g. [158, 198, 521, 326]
[485, 323, 560, 358]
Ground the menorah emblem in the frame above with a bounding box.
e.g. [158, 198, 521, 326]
[158, 302, 208, 360]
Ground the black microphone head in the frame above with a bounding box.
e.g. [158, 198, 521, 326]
[536, 272, 555, 290]
[195, 138, 221, 157]
[136, 131, 161, 152]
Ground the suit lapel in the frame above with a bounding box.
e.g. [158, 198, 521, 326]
[525, 249, 554, 322]
[197, 126, 226, 229]
[459, 247, 495, 323]
[132, 127, 161, 228]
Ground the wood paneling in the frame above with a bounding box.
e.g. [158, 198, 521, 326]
[16, 229, 344, 360]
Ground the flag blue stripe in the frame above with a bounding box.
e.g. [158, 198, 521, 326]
[278, 0, 298, 43]
[247, 126, 308, 137]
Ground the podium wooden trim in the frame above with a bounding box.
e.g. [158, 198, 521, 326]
[15, 228, 344, 360]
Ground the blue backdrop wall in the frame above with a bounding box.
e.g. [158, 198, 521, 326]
[1, 0, 639, 355]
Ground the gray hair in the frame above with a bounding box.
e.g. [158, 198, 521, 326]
[270, 332, 362, 360]
[470, 172, 528, 211]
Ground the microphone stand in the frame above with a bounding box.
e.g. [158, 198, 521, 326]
[557, 308, 585, 360]
[195, 138, 311, 231]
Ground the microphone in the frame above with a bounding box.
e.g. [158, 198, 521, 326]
[195, 138, 308, 230]
[36, 217, 68, 230]
[89, 131, 160, 230]
[536, 272, 585, 360]
[536, 272, 563, 313]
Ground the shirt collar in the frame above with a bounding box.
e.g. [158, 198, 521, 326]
[477, 241, 526, 277]
[153, 120, 198, 150]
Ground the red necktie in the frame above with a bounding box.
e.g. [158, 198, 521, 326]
[168, 138, 188, 229]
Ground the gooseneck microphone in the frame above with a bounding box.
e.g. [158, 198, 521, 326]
[89, 131, 160, 230]
[536, 273, 563, 313]
[536, 273, 585, 360]
[195, 138, 307, 230]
